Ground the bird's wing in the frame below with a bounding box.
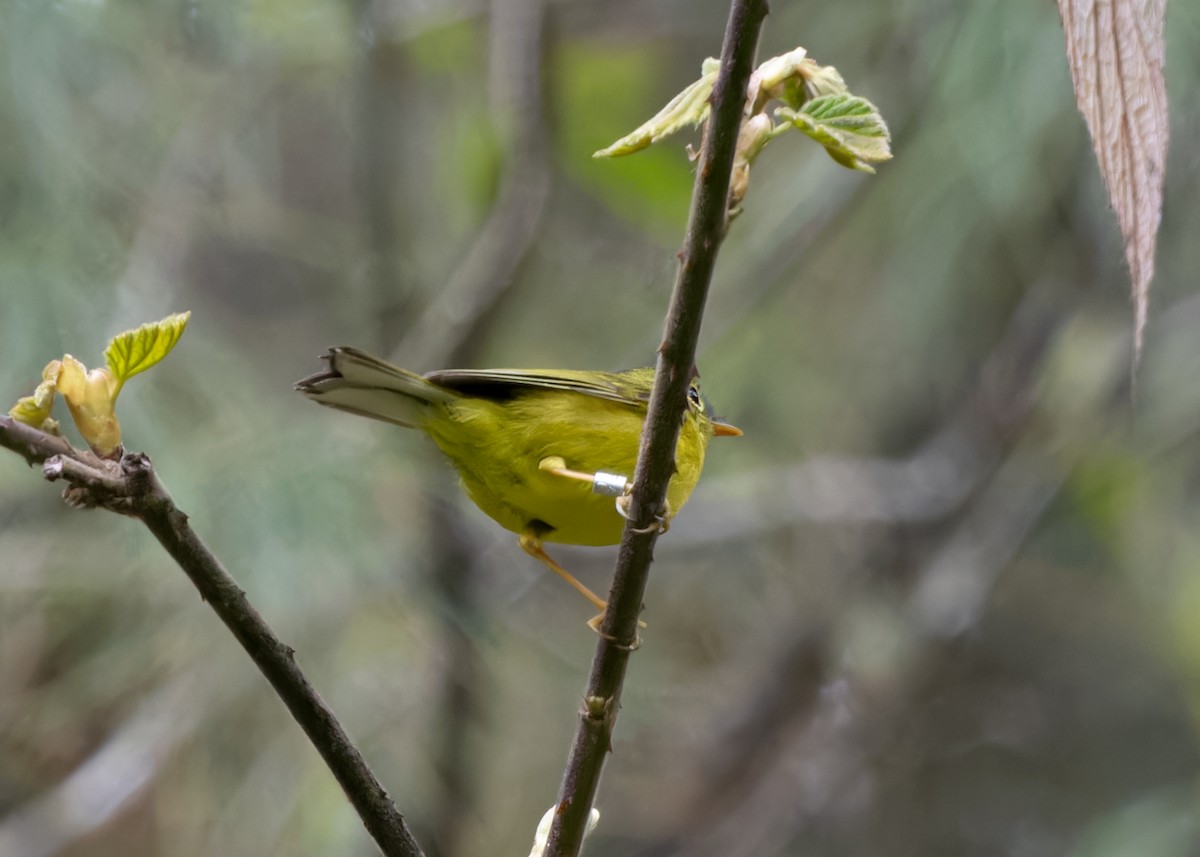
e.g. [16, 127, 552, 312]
[424, 368, 649, 407]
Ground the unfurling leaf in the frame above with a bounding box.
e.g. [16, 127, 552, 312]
[105, 311, 191, 392]
[593, 47, 891, 216]
[56, 356, 122, 456]
[8, 311, 191, 457]
[730, 114, 776, 214]
[778, 94, 892, 173]
[749, 49, 848, 109]
[593, 59, 720, 157]
[747, 47, 813, 110]
[1057, 0, 1168, 367]
[9, 363, 61, 432]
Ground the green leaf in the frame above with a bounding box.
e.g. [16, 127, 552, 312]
[593, 58, 720, 157]
[777, 94, 893, 173]
[104, 311, 191, 392]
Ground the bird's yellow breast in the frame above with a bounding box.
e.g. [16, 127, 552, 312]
[420, 390, 708, 546]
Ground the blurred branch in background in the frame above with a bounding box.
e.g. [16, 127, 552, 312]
[0, 668, 247, 857]
[614, 280, 1200, 857]
[908, 440, 1066, 638]
[0, 417, 426, 857]
[391, 0, 551, 370]
[423, 497, 488, 857]
[624, 278, 1056, 849]
[2, 0, 1197, 853]
[353, 0, 415, 351]
[358, 0, 553, 853]
[625, 282, 1087, 857]
[682, 273, 1060, 540]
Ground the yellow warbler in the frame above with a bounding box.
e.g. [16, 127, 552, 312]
[296, 347, 740, 620]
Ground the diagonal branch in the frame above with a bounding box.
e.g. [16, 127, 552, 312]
[0, 415, 426, 857]
[0, 415, 76, 466]
[542, 2, 769, 855]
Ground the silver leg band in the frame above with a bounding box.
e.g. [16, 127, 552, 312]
[593, 471, 630, 497]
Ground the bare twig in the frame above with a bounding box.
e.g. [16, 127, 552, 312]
[0, 416, 75, 466]
[0, 415, 426, 857]
[542, 2, 769, 854]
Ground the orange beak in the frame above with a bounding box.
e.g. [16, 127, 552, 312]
[712, 420, 743, 437]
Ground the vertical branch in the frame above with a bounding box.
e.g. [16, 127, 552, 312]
[424, 492, 486, 857]
[543, 1, 769, 855]
[392, 0, 552, 370]
[403, 2, 552, 852]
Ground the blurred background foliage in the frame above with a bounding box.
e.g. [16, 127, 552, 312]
[1, 0, 1199, 855]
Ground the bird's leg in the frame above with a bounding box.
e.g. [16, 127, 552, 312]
[519, 523, 648, 634]
[519, 532, 608, 612]
[538, 456, 630, 497]
[539, 455, 666, 532]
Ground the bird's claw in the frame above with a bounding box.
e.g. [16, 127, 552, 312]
[587, 612, 643, 649]
[615, 493, 670, 534]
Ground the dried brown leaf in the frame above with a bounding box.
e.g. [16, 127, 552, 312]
[1057, 0, 1168, 366]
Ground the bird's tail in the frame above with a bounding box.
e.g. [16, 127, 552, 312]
[295, 347, 458, 428]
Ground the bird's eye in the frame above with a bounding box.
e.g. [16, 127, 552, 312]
[687, 386, 702, 410]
